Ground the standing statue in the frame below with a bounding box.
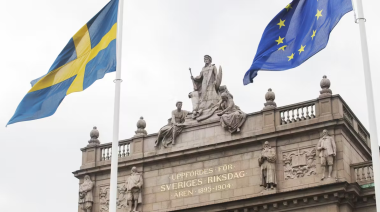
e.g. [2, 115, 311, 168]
[216, 92, 246, 133]
[78, 175, 94, 212]
[317, 129, 336, 180]
[258, 141, 277, 190]
[189, 55, 222, 121]
[155, 101, 188, 148]
[120, 167, 143, 212]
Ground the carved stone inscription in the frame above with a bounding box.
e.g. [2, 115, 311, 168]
[283, 147, 316, 180]
[160, 164, 246, 198]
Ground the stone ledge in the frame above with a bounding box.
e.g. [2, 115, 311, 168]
[162, 182, 374, 212]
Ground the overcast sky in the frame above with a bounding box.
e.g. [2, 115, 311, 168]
[0, 0, 379, 212]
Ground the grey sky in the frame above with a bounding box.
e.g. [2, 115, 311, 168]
[0, 0, 379, 211]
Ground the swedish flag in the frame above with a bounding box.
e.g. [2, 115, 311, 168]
[243, 0, 352, 85]
[8, 0, 119, 125]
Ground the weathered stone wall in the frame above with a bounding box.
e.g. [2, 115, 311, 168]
[142, 141, 263, 211]
[143, 112, 263, 156]
[354, 206, 376, 212]
[74, 95, 375, 212]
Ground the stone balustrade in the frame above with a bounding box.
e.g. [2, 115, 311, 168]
[74, 75, 376, 212]
[351, 161, 374, 186]
[78, 94, 371, 167]
[278, 101, 316, 125]
[100, 141, 131, 161]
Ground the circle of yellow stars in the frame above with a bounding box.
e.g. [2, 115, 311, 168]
[275, 3, 323, 61]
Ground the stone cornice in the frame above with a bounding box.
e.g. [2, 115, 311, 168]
[73, 118, 361, 177]
[165, 183, 375, 212]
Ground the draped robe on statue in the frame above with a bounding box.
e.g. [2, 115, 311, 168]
[218, 97, 246, 133]
[258, 147, 277, 187]
[155, 110, 188, 147]
[79, 177, 94, 210]
[192, 64, 221, 111]
[126, 173, 143, 204]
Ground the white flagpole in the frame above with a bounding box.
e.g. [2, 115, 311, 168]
[354, 0, 380, 208]
[109, 0, 124, 212]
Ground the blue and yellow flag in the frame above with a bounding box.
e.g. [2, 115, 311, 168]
[243, 0, 352, 85]
[8, 0, 119, 125]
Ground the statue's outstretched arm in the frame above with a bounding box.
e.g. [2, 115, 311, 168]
[192, 71, 203, 82]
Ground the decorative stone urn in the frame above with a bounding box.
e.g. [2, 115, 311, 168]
[319, 75, 332, 98]
[263, 88, 277, 110]
[88, 126, 100, 147]
[135, 117, 147, 137]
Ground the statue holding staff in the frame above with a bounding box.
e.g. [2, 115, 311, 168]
[189, 55, 222, 121]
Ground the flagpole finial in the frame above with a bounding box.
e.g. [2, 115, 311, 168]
[263, 88, 277, 110]
[88, 126, 100, 147]
[319, 75, 332, 98]
[135, 117, 147, 137]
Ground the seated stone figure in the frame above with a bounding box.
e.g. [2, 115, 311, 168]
[155, 101, 188, 148]
[216, 93, 246, 133]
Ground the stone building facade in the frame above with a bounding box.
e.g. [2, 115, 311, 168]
[73, 76, 376, 212]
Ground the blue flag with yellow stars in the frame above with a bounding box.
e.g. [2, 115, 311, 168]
[7, 0, 119, 125]
[243, 0, 352, 85]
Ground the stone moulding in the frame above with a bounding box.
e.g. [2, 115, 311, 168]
[166, 183, 373, 212]
[282, 145, 317, 180]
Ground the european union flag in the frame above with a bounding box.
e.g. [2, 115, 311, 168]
[243, 0, 353, 85]
[8, 0, 119, 125]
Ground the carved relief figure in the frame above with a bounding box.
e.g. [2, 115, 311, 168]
[189, 55, 222, 121]
[283, 148, 316, 180]
[155, 101, 188, 148]
[121, 167, 143, 212]
[258, 141, 277, 189]
[216, 93, 246, 133]
[99, 187, 109, 212]
[117, 184, 128, 210]
[317, 129, 336, 180]
[78, 175, 94, 212]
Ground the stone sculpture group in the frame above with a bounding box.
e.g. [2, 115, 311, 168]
[79, 168, 143, 212]
[77, 55, 339, 212]
[117, 167, 143, 212]
[155, 55, 247, 148]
